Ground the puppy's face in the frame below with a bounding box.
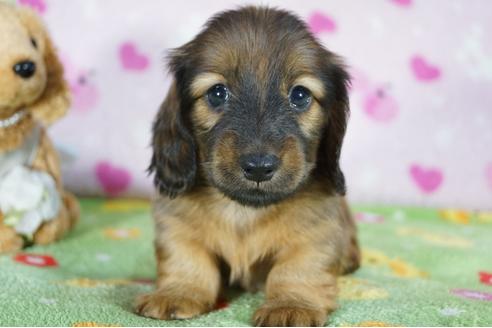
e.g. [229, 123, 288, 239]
[150, 7, 349, 207]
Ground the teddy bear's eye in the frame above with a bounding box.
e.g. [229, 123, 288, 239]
[30, 38, 38, 49]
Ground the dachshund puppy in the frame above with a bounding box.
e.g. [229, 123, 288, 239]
[136, 6, 360, 327]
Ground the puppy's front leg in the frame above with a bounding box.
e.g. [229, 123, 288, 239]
[254, 247, 337, 327]
[135, 237, 220, 320]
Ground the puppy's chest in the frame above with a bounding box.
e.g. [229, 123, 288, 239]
[206, 205, 279, 289]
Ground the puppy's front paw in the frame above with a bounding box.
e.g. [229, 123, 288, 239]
[135, 291, 212, 320]
[253, 303, 326, 327]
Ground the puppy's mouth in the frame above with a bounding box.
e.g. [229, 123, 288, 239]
[214, 183, 294, 208]
[207, 169, 305, 207]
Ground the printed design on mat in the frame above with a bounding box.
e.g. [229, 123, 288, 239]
[479, 272, 492, 286]
[355, 212, 385, 224]
[440, 209, 492, 225]
[439, 307, 465, 317]
[350, 69, 398, 122]
[477, 212, 492, 224]
[57, 278, 133, 287]
[95, 253, 112, 262]
[18, 0, 46, 14]
[101, 199, 150, 213]
[409, 164, 443, 194]
[61, 55, 100, 112]
[439, 209, 471, 224]
[396, 227, 472, 248]
[363, 248, 428, 278]
[451, 289, 492, 301]
[410, 55, 441, 82]
[72, 322, 120, 327]
[119, 42, 150, 71]
[307, 11, 336, 35]
[95, 161, 132, 197]
[341, 321, 401, 327]
[215, 297, 229, 310]
[103, 227, 141, 240]
[338, 277, 389, 300]
[13, 253, 58, 267]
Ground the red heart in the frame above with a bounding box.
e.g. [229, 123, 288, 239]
[14, 253, 58, 267]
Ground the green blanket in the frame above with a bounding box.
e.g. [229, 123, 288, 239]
[1, 199, 491, 327]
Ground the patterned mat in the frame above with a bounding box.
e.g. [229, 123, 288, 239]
[0, 199, 491, 326]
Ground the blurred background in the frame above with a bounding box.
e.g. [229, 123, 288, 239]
[16, 0, 492, 209]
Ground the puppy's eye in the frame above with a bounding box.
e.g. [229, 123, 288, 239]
[289, 85, 312, 110]
[207, 84, 229, 108]
[30, 38, 38, 49]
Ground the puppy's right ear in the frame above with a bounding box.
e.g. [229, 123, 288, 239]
[149, 81, 197, 198]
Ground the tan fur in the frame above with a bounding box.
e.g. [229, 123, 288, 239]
[136, 182, 359, 324]
[298, 102, 325, 139]
[190, 72, 226, 98]
[293, 76, 326, 138]
[293, 75, 325, 99]
[0, 3, 77, 253]
[0, 113, 35, 151]
[15, 7, 70, 125]
[191, 99, 221, 133]
[138, 7, 358, 326]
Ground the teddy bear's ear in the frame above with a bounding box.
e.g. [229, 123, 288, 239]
[16, 7, 70, 125]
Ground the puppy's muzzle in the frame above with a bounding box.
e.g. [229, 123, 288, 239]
[239, 153, 280, 183]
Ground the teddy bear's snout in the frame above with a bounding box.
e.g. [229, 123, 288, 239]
[13, 60, 36, 79]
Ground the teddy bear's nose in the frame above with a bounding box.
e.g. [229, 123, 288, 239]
[13, 60, 36, 79]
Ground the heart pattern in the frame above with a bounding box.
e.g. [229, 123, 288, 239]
[30, 2, 490, 208]
[391, 0, 413, 7]
[409, 164, 443, 194]
[95, 161, 132, 196]
[18, 0, 46, 14]
[411, 55, 441, 81]
[351, 69, 399, 122]
[119, 42, 150, 71]
[362, 88, 399, 122]
[485, 163, 492, 190]
[61, 55, 100, 112]
[308, 12, 336, 34]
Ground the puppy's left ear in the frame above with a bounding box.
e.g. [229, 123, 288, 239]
[149, 80, 197, 198]
[316, 53, 350, 195]
[17, 7, 70, 125]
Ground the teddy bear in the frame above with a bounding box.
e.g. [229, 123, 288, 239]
[0, 3, 78, 253]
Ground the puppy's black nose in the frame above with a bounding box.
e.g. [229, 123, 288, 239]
[13, 60, 36, 79]
[240, 153, 280, 183]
